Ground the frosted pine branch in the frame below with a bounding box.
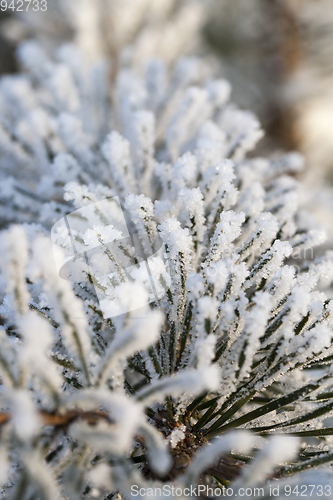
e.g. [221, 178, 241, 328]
[1, 41, 333, 500]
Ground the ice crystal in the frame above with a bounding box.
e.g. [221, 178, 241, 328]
[1, 38, 333, 500]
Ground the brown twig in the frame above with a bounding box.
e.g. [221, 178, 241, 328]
[0, 410, 112, 429]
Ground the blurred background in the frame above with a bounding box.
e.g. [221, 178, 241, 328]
[205, 0, 333, 186]
[0, 0, 333, 184]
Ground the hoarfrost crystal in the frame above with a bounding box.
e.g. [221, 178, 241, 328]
[1, 34, 333, 500]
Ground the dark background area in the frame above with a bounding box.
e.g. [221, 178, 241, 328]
[0, 10, 17, 74]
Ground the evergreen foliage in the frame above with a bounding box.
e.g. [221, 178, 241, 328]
[0, 19, 333, 500]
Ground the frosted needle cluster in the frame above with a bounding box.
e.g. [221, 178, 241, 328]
[0, 36, 333, 500]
